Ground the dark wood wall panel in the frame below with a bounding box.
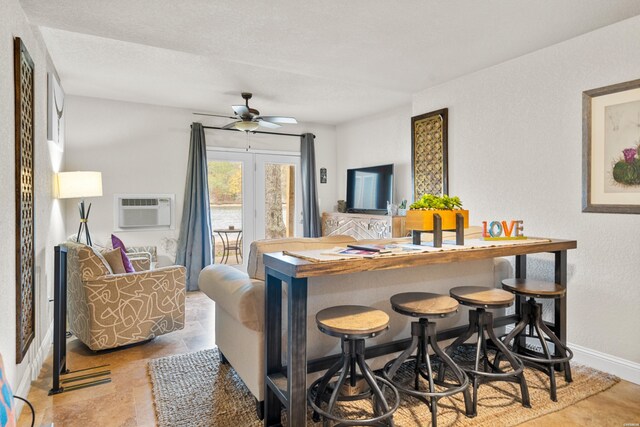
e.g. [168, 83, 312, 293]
[14, 37, 36, 364]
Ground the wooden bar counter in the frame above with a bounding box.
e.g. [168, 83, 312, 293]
[263, 238, 577, 426]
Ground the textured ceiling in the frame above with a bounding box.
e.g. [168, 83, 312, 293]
[21, 0, 640, 125]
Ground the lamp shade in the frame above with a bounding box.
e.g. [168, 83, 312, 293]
[56, 171, 103, 199]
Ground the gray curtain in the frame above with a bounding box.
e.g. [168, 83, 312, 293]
[175, 122, 213, 291]
[300, 133, 321, 237]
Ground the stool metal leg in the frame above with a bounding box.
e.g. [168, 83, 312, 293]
[536, 314, 573, 383]
[498, 315, 528, 358]
[356, 353, 395, 427]
[533, 316, 557, 401]
[324, 356, 351, 427]
[313, 354, 348, 421]
[498, 298, 573, 401]
[429, 328, 474, 417]
[438, 311, 477, 381]
[384, 319, 472, 425]
[385, 335, 420, 381]
[472, 318, 483, 415]
[482, 311, 531, 408]
[422, 349, 437, 427]
[445, 309, 530, 412]
[309, 337, 399, 427]
[414, 338, 422, 391]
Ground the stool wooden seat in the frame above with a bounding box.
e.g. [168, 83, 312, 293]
[316, 305, 389, 338]
[450, 286, 514, 308]
[502, 278, 566, 298]
[497, 278, 573, 401]
[310, 305, 398, 426]
[390, 292, 459, 318]
[444, 286, 530, 414]
[385, 293, 472, 426]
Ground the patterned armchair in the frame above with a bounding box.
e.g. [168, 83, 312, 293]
[66, 242, 186, 351]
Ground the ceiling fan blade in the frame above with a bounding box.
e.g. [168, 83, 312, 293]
[232, 105, 250, 117]
[221, 121, 239, 129]
[256, 116, 298, 124]
[257, 120, 281, 129]
[193, 112, 237, 119]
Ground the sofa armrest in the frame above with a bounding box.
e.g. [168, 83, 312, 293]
[129, 253, 152, 271]
[126, 246, 157, 262]
[199, 264, 265, 332]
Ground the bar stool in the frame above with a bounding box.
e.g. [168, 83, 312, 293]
[498, 278, 573, 401]
[308, 305, 400, 426]
[441, 286, 530, 415]
[383, 292, 473, 427]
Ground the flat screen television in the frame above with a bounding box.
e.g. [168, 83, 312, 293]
[346, 164, 394, 214]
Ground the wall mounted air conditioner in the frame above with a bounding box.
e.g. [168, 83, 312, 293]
[114, 194, 175, 231]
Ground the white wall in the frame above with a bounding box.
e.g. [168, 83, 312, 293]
[334, 15, 640, 375]
[0, 0, 66, 403]
[412, 16, 639, 364]
[64, 96, 337, 264]
[335, 104, 413, 205]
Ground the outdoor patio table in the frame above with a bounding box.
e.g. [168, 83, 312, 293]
[214, 228, 243, 264]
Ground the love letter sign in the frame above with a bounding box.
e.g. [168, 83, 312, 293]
[482, 220, 526, 240]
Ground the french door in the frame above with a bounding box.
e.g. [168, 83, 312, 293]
[207, 150, 302, 265]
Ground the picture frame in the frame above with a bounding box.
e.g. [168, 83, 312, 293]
[583, 78, 640, 214]
[411, 108, 448, 201]
[14, 37, 36, 364]
[47, 72, 65, 152]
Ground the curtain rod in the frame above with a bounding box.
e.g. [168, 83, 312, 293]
[195, 124, 315, 138]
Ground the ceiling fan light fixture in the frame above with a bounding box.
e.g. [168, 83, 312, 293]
[234, 121, 260, 132]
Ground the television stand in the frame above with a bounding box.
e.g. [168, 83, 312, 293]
[321, 212, 407, 239]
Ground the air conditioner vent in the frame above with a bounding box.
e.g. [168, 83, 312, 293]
[114, 194, 174, 230]
[121, 198, 159, 207]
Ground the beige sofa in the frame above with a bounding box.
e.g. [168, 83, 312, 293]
[199, 228, 510, 410]
[66, 241, 186, 351]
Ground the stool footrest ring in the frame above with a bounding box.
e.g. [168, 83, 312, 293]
[308, 375, 400, 426]
[383, 357, 469, 400]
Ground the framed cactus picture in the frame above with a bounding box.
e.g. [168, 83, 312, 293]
[583, 78, 640, 214]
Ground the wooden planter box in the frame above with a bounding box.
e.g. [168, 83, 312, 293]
[405, 209, 469, 231]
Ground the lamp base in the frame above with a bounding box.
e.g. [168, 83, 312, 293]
[76, 200, 93, 246]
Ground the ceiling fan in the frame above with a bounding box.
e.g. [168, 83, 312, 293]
[194, 92, 297, 132]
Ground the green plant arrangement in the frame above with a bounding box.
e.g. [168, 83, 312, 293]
[406, 194, 468, 231]
[409, 194, 463, 210]
[612, 145, 640, 186]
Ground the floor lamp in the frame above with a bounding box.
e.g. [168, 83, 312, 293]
[56, 171, 103, 246]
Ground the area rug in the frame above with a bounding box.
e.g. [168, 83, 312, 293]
[148, 348, 619, 427]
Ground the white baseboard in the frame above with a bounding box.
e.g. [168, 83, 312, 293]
[569, 342, 640, 385]
[33, 324, 53, 380]
[14, 322, 53, 416]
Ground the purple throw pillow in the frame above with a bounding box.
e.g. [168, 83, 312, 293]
[111, 234, 135, 273]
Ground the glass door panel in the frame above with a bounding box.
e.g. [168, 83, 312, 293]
[207, 152, 252, 266]
[256, 154, 302, 241]
[208, 151, 301, 267]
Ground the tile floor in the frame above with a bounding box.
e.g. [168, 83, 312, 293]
[18, 292, 216, 427]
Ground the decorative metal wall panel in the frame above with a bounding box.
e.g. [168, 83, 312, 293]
[14, 37, 36, 364]
[412, 108, 448, 201]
